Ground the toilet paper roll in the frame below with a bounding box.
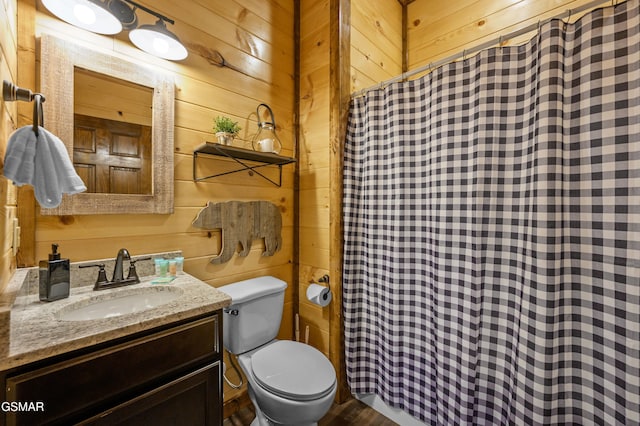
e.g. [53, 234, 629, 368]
[306, 283, 332, 307]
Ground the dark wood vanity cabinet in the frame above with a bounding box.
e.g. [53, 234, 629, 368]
[1, 312, 223, 426]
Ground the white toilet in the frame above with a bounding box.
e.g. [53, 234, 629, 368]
[219, 276, 337, 426]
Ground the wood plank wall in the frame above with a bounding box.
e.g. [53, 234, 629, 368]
[407, 0, 612, 70]
[299, 0, 401, 403]
[351, 1, 403, 93]
[299, 0, 403, 355]
[0, 0, 18, 295]
[27, 0, 296, 300]
[15, 0, 295, 407]
[299, 0, 331, 361]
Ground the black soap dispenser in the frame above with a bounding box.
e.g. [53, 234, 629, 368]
[39, 243, 70, 302]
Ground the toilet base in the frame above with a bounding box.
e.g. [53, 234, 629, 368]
[248, 385, 317, 426]
[250, 418, 316, 426]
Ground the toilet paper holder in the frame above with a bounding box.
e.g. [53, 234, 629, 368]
[313, 274, 329, 286]
[307, 275, 332, 308]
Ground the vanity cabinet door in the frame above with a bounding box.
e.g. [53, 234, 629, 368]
[4, 313, 221, 426]
[79, 361, 221, 426]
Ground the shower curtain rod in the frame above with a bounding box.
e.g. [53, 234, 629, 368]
[352, 0, 615, 98]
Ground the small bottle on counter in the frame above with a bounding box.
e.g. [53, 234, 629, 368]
[174, 256, 184, 274]
[168, 260, 177, 277]
[154, 258, 169, 277]
[39, 243, 70, 302]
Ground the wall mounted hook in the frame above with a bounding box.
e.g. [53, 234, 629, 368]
[3, 80, 45, 103]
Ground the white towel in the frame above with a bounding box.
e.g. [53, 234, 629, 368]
[3, 126, 36, 186]
[3, 125, 86, 208]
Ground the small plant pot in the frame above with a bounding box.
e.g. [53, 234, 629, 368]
[216, 132, 235, 146]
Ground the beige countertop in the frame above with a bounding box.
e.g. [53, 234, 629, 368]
[0, 254, 231, 371]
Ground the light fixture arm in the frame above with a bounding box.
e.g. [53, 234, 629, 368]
[122, 0, 174, 25]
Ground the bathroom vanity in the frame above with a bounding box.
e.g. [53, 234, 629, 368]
[0, 259, 231, 426]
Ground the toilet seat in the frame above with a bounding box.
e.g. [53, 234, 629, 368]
[251, 340, 336, 401]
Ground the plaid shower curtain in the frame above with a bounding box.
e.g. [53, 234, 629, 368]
[342, 1, 639, 424]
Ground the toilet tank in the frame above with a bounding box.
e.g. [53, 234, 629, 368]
[219, 276, 287, 355]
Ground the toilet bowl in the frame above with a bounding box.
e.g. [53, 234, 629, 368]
[239, 340, 336, 426]
[219, 277, 337, 426]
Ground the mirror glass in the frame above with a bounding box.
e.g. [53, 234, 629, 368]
[73, 68, 153, 195]
[40, 34, 174, 215]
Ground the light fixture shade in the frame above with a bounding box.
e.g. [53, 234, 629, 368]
[129, 20, 188, 61]
[41, 0, 122, 35]
[107, 0, 137, 30]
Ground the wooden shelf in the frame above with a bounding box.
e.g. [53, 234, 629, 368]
[193, 142, 296, 186]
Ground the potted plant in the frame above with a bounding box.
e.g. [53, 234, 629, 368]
[214, 116, 241, 146]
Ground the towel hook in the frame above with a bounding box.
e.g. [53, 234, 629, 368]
[3, 80, 33, 102]
[3, 80, 45, 103]
[32, 94, 44, 136]
[3, 80, 46, 136]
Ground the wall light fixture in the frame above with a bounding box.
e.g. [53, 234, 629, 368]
[41, 0, 123, 34]
[130, 19, 188, 61]
[41, 0, 188, 61]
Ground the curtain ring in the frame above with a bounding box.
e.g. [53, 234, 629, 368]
[563, 9, 572, 30]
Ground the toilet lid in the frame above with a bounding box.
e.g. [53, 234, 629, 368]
[251, 340, 336, 401]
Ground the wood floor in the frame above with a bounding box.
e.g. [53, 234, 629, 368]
[223, 398, 399, 426]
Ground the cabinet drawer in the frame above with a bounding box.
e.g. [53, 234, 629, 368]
[6, 315, 219, 425]
[79, 362, 221, 426]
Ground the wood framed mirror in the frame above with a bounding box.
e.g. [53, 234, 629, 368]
[39, 34, 174, 215]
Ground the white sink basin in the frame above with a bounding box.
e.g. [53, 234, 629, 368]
[57, 287, 183, 321]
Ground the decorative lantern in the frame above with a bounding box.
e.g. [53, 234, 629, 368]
[251, 103, 282, 154]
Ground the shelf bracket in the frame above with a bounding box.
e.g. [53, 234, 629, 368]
[192, 143, 294, 187]
[193, 151, 284, 186]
